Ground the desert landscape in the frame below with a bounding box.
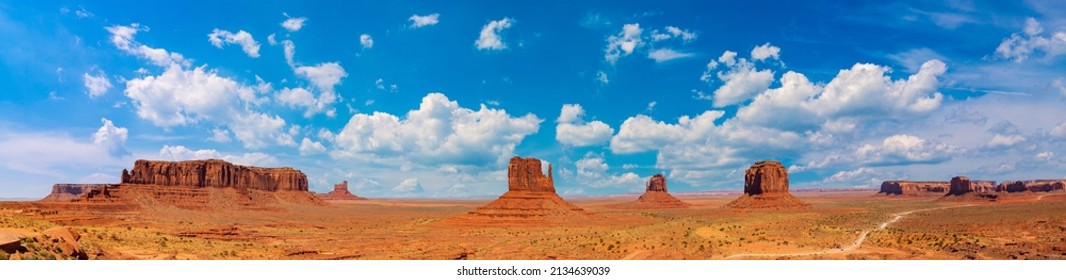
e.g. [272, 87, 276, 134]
[2, 156, 1064, 260]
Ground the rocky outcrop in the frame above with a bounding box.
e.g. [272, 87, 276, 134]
[122, 159, 308, 192]
[878, 181, 949, 195]
[997, 180, 1066, 192]
[41, 184, 116, 201]
[727, 161, 808, 209]
[453, 156, 588, 224]
[507, 157, 555, 192]
[971, 180, 997, 193]
[316, 181, 367, 201]
[614, 174, 689, 209]
[948, 176, 973, 195]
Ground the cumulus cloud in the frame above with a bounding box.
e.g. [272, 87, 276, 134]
[647, 48, 694, 63]
[393, 178, 425, 193]
[596, 71, 609, 85]
[651, 26, 696, 42]
[855, 134, 959, 165]
[359, 34, 373, 49]
[209, 128, 231, 143]
[290, 62, 346, 117]
[158, 145, 277, 166]
[750, 43, 781, 61]
[207, 29, 260, 58]
[92, 118, 128, 156]
[409, 13, 440, 28]
[702, 50, 775, 107]
[281, 15, 307, 32]
[475, 17, 513, 50]
[995, 17, 1066, 62]
[574, 153, 641, 189]
[987, 134, 1026, 148]
[604, 23, 643, 64]
[0, 129, 120, 176]
[83, 72, 112, 98]
[299, 138, 327, 155]
[283, 40, 295, 66]
[333, 92, 541, 168]
[555, 104, 614, 147]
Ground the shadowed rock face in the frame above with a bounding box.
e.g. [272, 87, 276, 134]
[507, 156, 554, 192]
[744, 161, 789, 195]
[646, 174, 667, 192]
[122, 159, 308, 192]
[997, 180, 1066, 192]
[879, 181, 949, 195]
[42, 184, 115, 201]
[948, 176, 972, 196]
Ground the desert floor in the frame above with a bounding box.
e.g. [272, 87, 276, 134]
[2, 190, 1065, 260]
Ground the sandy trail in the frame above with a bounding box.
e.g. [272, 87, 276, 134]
[724, 204, 973, 259]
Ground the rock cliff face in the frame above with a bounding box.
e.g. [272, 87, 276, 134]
[507, 157, 555, 192]
[971, 180, 997, 193]
[879, 181, 950, 195]
[452, 156, 588, 224]
[727, 161, 808, 209]
[122, 159, 308, 192]
[613, 173, 689, 209]
[948, 176, 973, 195]
[41, 184, 116, 201]
[646, 174, 668, 192]
[317, 181, 367, 200]
[997, 180, 1066, 192]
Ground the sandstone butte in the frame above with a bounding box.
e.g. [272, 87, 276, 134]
[449, 156, 588, 224]
[879, 176, 1064, 200]
[939, 176, 1002, 202]
[614, 173, 690, 209]
[879, 179, 995, 195]
[316, 181, 367, 201]
[726, 160, 809, 209]
[40, 159, 320, 209]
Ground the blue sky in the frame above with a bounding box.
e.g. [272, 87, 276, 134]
[2, 1, 1065, 198]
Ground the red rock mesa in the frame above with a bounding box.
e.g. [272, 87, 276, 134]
[451, 156, 587, 224]
[615, 173, 690, 209]
[316, 181, 367, 201]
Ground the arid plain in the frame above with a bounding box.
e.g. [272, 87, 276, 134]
[2, 185, 1064, 260]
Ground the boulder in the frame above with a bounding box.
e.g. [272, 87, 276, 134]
[40, 227, 86, 259]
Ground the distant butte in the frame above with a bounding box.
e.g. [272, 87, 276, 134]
[612, 173, 690, 209]
[726, 160, 809, 209]
[447, 156, 588, 225]
[316, 181, 367, 201]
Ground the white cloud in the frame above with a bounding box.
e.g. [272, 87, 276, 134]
[207, 29, 261, 58]
[555, 104, 614, 147]
[158, 145, 277, 166]
[610, 112, 725, 154]
[333, 92, 541, 168]
[703, 50, 775, 107]
[359, 34, 373, 49]
[647, 48, 694, 63]
[409, 13, 440, 28]
[574, 152, 641, 189]
[1052, 121, 1066, 138]
[281, 15, 307, 32]
[105, 24, 189, 67]
[299, 138, 327, 155]
[1035, 151, 1055, 161]
[596, 70, 609, 85]
[995, 17, 1066, 62]
[209, 128, 231, 143]
[283, 40, 296, 66]
[604, 23, 643, 63]
[854, 134, 959, 165]
[651, 26, 697, 42]
[475, 17, 513, 50]
[277, 87, 315, 108]
[290, 62, 347, 117]
[987, 134, 1026, 148]
[393, 178, 425, 193]
[646, 101, 657, 111]
[267, 33, 277, 45]
[92, 118, 128, 156]
[83, 72, 112, 98]
[0, 129, 120, 177]
[750, 43, 781, 61]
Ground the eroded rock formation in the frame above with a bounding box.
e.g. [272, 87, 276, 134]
[647, 174, 667, 192]
[997, 180, 1066, 192]
[727, 161, 808, 209]
[41, 184, 116, 201]
[317, 181, 367, 200]
[614, 174, 689, 209]
[948, 176, 973, 195]
[878, 181, 949, 195]
[452, 156, 588, 224]
[122, 159, 308, 191]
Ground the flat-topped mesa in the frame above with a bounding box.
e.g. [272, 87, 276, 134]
[997, 180, 1066, 192]
[507, 156, 555, 192]
[317, 181, 367, 200]
[948, 176, 973, 195]
[727, 160, 808, 209]
[122, 159, 308, 192]
[646, 174, 667, 192]
[879, 181, 949, 195]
